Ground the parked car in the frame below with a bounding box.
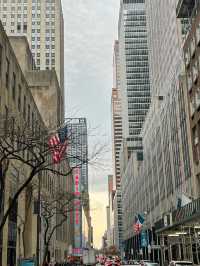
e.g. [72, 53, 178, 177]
[169, 261, 193, 266]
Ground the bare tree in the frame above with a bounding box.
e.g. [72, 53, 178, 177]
[0, 115, 88, 234]
[40, 190, 78, 265]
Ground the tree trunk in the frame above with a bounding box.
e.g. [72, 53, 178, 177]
[42, 244, 49, 266]
[0, 160, 9, 223]
[0, 168, 36, 233]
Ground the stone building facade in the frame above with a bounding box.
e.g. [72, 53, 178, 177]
[0, 22, 72, 265]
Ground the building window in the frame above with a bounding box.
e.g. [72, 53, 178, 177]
[6, 58, 10, 89]
[18, 85, 21, 111]
[12, 73, 16, 101]
[17, 24, 21, 32]
[23, 24, 27, 33]
[32, 112, 34, 132]
[23, 95, 26, 119]
[28, 104, 30, 127]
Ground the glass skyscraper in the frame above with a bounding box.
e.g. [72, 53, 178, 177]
[118, 0, 150, 142]
[117, 0, 150, 254]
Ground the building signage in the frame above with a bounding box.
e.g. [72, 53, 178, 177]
[20, 259, 35, 266]
[140, 230, 148, 247]
[73, 168, 82, 256]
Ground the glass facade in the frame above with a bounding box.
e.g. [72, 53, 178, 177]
[119, 0, 150, 139]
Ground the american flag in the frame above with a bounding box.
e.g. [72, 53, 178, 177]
[48, 126, 68, 164]
[133, 216, 142, 234]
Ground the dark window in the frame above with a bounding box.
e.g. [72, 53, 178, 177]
[23, 96, 26, 119]
[32, 112, 34, 132]
[6, 58, 10, 89]
[17, 24, 21, 32]
[4, 105, 8, 134]
[18, 85, 21, 111]
[27, 104, 30, 127]
[23, 24, 27, 33]
[12, 73, 16, 100]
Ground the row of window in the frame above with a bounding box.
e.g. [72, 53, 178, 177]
[0, 44, 40, 132]
[127, 91, 150, 97]
[31, 44, 55, 50]
[128, 97, 150, 103]
[126, 73, 149, 79]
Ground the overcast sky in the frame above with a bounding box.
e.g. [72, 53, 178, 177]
[62, 0, 120, 248]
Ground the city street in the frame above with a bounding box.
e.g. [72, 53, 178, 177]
[0, 0, 200, 265]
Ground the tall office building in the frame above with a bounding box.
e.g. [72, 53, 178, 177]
[118, 0, 150, 142]
[146, 0, 181, 97]
[111, 88, 122, 189]
[112, 41, 123, 251]
[66, 118, 91, 256]
[0, 0, 64, 106]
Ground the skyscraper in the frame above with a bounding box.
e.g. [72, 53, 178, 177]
[66, 118, 90, 256]
[118, 0, 150, 142]
[111, 87, 122, 189]
[112, 40, 123, 252]
[146, 0, 181, 97]
[0, 0, 64, 97]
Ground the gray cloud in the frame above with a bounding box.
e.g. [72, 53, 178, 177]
[62, 0, 120, 192]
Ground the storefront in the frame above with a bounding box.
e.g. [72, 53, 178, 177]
[155, 197, 200, 265]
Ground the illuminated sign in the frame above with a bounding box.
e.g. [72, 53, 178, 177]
[73, 168, 82, 255]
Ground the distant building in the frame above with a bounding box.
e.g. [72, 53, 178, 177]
[106, 175, 115, 248]
[65, 118, 92, 255]
[0, 0, 64, 115]
[118, 0, 151, 141]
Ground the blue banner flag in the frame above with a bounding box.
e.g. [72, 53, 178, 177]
[138, 214, 145, 224]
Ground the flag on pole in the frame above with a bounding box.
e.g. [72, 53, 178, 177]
[48, 126, 69, 164]
[138, 213, 145, 224]
[133, 216, 142, 234]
